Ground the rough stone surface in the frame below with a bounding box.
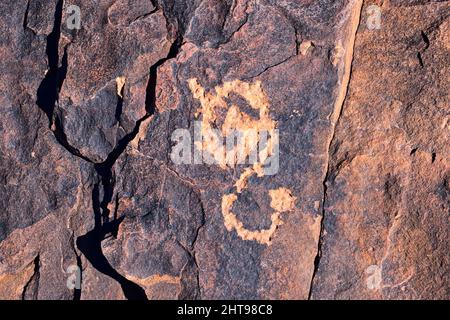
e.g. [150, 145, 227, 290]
[0, 0, 448, 300]
[310, 0, 450, 300]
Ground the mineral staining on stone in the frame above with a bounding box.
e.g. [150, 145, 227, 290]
[116, 76, 126, 98]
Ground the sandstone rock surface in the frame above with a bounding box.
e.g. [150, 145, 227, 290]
[0, 0, 448, 300]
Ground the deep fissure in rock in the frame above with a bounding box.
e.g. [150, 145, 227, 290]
[307, 0, 364, 299]
[21, 255, 40, 300]
[75, 5, 186, 300]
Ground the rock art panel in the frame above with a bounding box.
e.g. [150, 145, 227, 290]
[0, 0, 447, 300]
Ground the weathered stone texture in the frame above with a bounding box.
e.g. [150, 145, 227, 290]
[311, 1, 449, 299]
[0, 0, 448, 300]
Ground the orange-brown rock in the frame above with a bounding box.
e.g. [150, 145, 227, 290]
[0, 0, 448, 300]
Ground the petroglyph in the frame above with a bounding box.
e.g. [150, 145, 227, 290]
[189, 79, 296, 245]
[269, 188, 297, 213]
[188, 78, 277, 169]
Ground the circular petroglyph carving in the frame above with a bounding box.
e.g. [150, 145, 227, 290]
[189, 78, 296, 245]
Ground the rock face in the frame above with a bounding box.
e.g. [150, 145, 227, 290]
[0, 0, 448, 300]
[310, 0, 450, 299]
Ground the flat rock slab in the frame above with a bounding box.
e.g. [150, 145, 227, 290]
[0, 0, 448, 300]
[311, 0, 450, 299]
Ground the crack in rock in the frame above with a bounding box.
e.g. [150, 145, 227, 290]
[308, 0, 364, 300]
